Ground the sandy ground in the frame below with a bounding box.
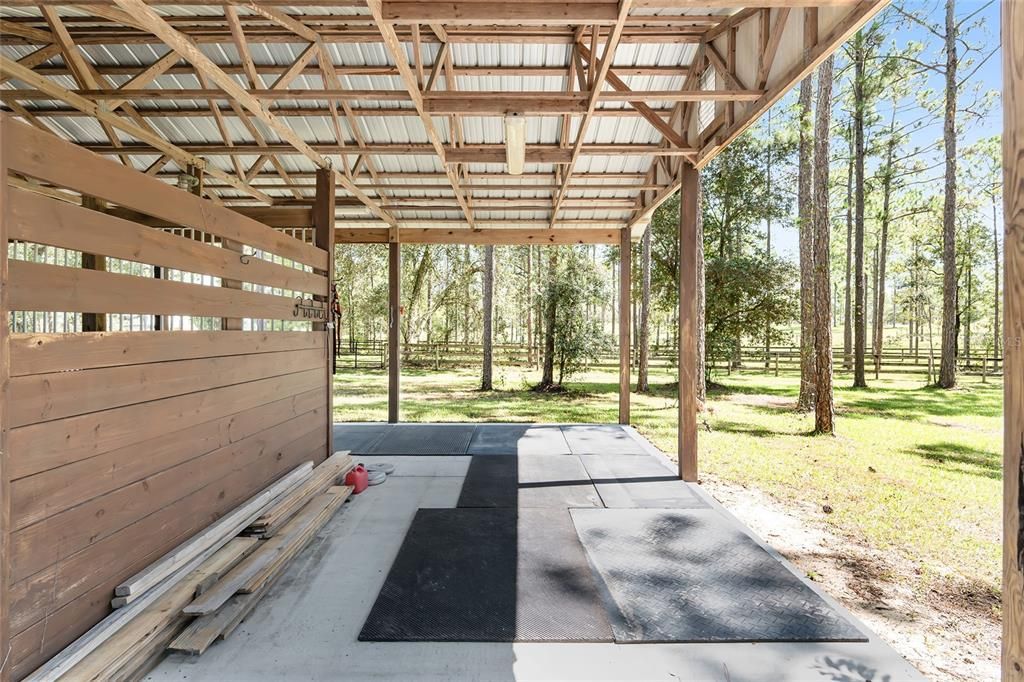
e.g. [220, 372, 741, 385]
[703, 476, 1001, 682]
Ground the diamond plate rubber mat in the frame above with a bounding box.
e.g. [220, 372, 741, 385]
[467, 424, 572, 456]
[457, 455, 602, 509]
[579, 454, 708, 509]
[561, 425, 648, 455]
[571, 508, 867, 643]
[358, 508, 613, 642]
[332, 423, 392, 454]
[365, 424, 475, 455]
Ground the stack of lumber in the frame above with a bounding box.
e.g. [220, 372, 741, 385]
[26, 454, 356, 681]
[246, 451, 354, 537]
[169, 485, 352, 655]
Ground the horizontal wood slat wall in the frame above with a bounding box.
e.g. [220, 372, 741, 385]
[1, 116, 334, 679]
[7, 187, 328, 296]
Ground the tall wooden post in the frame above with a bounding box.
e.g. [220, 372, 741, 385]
[619, 228, 631, 424]
[313, 167, 336, 458]
[80, 196, 107, 332]
[0, 116, 11, 682]
[1002, 2, 1023, 678]
[678, 163, 699, 482]
[388, 227, 401, 423]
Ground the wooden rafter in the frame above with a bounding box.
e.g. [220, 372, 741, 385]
[574, 42, 688, 149]
[366, 0, 475, 229]
[547, 0, 634, 229]
[0, 0, 890, 238]
[0, 54, 271, 202]
[107, 0, 397, 224]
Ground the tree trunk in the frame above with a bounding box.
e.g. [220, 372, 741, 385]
[813, 56, 835, 435]
[965, 255, 973, 363]
[852, 34, 868, 388]
[463, 244, 471, 344]
[526, 245, 534, 367]
[993, 197, 1000, 357]
[541, 249, 557, 387]
[481, 244, 494, 390]
[797, 75, 817, 409]
[938, 0, 959, 388]
[873, 110, 896, 366]
[843, 122, 854, 369]
[637, 225, 652, 392]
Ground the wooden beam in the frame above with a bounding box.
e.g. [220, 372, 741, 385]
[697, 0, 888, 167]
[756, 8, 792, 89]
[381, 2, 620, 25]
[80, 196, 109, 333]
[0, 113, 11, 682]
[1, 87, 756, 105]
[109, 0, 397, 225]
[367, 0, 476, 229]
[549, 0, 634, 228]
[1003, 2, 1024, 679]
[678, 162, 698, 482]
[225, 5, 263, 89]
[0, 55, 270, 203]
[106, 49, 181, 111]
[575, 42, 687, 148]
[313, 167, 336, 457]
[423, 93, 588, 115]
[388, 233, 401, 423]
[335, 227, 620, 245]
[28, 63, 691, 79]
[619, 228, 631, 425]
[0, 43, 61, 86]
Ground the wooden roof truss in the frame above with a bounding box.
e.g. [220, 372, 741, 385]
[0, 0, 889, 243]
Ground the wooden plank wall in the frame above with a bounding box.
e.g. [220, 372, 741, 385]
[0, 116, 332, 679]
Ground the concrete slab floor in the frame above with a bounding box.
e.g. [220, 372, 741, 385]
[146, 425, 924, 682]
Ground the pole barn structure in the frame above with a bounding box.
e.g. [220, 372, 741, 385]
[0, 0, 1015, 679]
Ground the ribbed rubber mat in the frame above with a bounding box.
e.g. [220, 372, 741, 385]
[457, 455, 602, 509]
[332, 424, 392, 455]
[571, 508, 867, 643]
[365, 424, 474, 455]
[561, 425, 647, 455]
[579, 454, 707, 509]
[358, 508, 613, 642]
[467, 425, 572, 455]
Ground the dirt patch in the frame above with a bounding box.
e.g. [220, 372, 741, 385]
[702, 475, 1001, 682]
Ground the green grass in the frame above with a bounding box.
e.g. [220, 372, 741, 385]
[333, 365, 1003, 598]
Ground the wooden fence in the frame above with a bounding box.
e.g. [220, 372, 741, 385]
[1, 117, 333, 678]
[333, 339, 1004, 380]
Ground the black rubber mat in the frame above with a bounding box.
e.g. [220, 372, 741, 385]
[457, 455, 602, 509]
[561, 425, 648, 455]
[359, 507, 613, 642]
[571, 508, 867, 643]
[579, 454, 708, 509]
[467, 424, 572, 456]
[365, 424, 475, 455]
[332, 423, 392, 454]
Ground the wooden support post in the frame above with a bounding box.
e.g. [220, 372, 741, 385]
[388, 227, 401, 424]
[1002, 2, 1023, 677]
[80, 196, 107, 332]
[678, 163, 699, 482]
[219, 236, 243, 331]
[618, 227, 631, 424]
[313, 167, 336, 458]
[0, 116, 11, 682]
